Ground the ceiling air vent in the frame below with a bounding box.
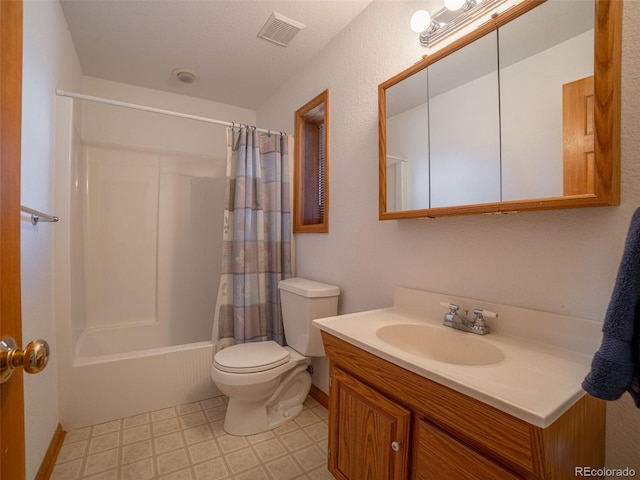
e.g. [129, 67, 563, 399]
[257, 12, 305, 47]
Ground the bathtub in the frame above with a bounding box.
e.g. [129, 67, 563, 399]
[54, 94, 228, 430]
[62, 324, 220, 430]
[74, 322, 199, 362]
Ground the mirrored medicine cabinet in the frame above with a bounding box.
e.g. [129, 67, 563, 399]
[379, 0, 621, 219]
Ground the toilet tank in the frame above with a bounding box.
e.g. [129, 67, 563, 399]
[278, 278, 340, 357]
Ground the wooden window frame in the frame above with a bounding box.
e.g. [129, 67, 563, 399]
[294, 90, 329, 233]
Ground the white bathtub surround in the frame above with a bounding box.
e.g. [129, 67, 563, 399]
[57, 115, 225, 429]
[54, 82, 255, 432]
[80, 143, 224, 339]
[313, 287, 603, 428]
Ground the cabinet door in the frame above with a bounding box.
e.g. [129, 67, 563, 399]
[329, 365, 411, 480]
[414, 419, 521, 480]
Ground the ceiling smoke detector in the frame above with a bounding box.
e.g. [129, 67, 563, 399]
[257, 12, 305, 47]
[172, 68, 199, 84]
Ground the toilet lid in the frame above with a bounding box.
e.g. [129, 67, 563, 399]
[214, 341, 290, 374]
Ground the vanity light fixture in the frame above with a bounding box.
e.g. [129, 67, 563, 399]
[444, 0, 474, 11]
[411, 0, 506, 46]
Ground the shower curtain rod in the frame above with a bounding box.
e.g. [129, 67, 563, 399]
[55, 89, 292, 136]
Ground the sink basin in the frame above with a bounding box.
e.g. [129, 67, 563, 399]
[376, 324, 504, 366]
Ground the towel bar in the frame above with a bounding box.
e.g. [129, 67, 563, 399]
[21, 205, 59, 226]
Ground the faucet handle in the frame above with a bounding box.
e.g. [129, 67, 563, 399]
[472, 309, 497, 332]
[469, 309, 495, 335]
[441, 302, 461, 327]
[440, 302, 459, 313]
[474, 308, 498, 320]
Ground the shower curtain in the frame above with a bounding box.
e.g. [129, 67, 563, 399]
[215, 126, 292, 346]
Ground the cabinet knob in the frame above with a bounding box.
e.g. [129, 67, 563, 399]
[391, 441, 401, 452]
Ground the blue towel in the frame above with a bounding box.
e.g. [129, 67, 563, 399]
[583, 208, 640, 406]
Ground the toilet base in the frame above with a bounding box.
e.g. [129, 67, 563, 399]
[223, 364, 312, 436]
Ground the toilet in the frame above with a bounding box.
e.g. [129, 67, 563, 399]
[211, 277, 340, 436]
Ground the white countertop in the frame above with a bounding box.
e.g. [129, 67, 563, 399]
[313, 303, 596, 428]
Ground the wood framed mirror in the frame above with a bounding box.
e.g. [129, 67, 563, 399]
[379, 0, 621, 219]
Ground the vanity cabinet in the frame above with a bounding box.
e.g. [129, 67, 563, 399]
[329, 367, 410, 480]
[322, 331, 605, 480]
[414, 419, 520, 480]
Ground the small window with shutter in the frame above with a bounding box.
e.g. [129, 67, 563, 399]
[294, 90, 329, 233]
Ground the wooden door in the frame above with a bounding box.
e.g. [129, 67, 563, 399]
[563, 76, 595, 196]
[0, 1, 26, 479]
[329, 365, 411, 480]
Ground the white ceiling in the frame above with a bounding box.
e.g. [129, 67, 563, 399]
[60, 0, 373, 110]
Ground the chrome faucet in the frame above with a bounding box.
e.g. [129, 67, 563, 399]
[441, 302, 496, 335]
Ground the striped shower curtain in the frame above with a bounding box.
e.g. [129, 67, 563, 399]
[215, 126, 292, 346]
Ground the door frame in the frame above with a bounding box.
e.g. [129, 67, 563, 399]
[0, 0, 26, 478]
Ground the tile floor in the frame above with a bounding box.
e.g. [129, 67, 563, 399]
[51, 396, 334, 480]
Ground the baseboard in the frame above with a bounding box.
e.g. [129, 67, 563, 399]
[35, 423, 66, 480]
[309, 383, 329, 409]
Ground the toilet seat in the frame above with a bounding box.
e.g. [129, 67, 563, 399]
[214, 341, 290, 374]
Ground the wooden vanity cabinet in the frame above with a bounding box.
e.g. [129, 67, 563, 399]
[329, 366, 411, 480]
[321, 331, 605, 480]
[414, 419, 521, 480]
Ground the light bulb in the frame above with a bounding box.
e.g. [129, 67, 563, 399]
[444, 0, 466, 11]
[410, 10, 432, 33]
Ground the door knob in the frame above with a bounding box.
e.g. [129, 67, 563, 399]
[0, 336, 50, 384]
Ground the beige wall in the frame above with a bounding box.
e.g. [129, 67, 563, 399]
[258, 0, 640, 471]
[21, 1, 83, 478]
